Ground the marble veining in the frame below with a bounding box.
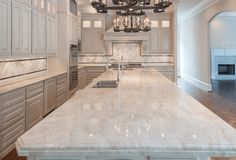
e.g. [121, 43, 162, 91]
[16, 69, 236, 159]
[0, 58, 47, 80]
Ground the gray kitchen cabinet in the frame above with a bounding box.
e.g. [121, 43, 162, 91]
[78, 67, 87, 89]
[46, 0, 57, 17]
[46, 16, 57, 56]
[0, 88, 25, 159]
[81, 13, 106, 55]
[86, 66, 106, 85]
[12, 0, 32, 56]
[81, 31, 93, 53]
[26, 82, 44, 130]
[0, 0, 11, 57]
[44, 77, 57, 116]
[33, 0, 45, 12]
[15, 0, 31, 6]
[32, 10, 46, 56]
[149, 28, 161, 53]
[70, 13, 78, 44]
[148, 13, 172, 55]
[56, 74, 68, 108]
[144, 66, 175, 82]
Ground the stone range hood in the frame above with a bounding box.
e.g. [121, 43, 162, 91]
[103, 29, 149, 55]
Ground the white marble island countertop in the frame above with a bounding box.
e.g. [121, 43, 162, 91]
[16, 69, 236, 160]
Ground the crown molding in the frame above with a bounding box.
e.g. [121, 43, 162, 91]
[181, 0, 220, 23]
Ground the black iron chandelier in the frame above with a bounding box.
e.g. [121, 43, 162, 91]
[91, 0, 172, 32]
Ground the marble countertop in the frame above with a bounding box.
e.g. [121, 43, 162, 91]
[78, 62, 174, 68]
[16, 69, 236, 157]
[0, 70, 67, 95]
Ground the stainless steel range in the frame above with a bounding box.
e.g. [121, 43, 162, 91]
[69, 44, 78, 91]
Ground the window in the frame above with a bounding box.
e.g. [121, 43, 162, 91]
[94, 21, 102, 28]
[83, 21, 91, 28]
[151, 21, 158, 28]
[162, 20, 170, 28]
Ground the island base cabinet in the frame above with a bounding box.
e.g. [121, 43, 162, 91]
[44, 78, 57, 116]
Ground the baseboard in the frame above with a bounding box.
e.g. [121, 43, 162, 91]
[180, 73, 212, 92]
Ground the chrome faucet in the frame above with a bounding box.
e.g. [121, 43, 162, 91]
[106, 58, 120, 82]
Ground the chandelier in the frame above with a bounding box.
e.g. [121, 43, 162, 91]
[91, 0, 172, 32]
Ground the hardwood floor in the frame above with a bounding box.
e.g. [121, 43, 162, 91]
[2, 79, 236, 160]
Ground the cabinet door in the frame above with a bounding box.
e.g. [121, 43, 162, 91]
[46, 16, 57, 56]
[149, 29, 161, 53]
[0, 0, 11, 57]
[22, 4, 31, 55]
[12, 1, 22, 56]
[70, 14, 78, 44]
[32, 10, 45, 56]
[93, 30, 105, 54]
[51, 0, 57, 18]
[38, 0, 45, 12]
[161, 28, 171, 53]
[32, 10, 39, 54]
[12, 1, 31, 56]
[161, 20, 171, 53]
[38, 12, 46, 55]
[26, 93, 44, 130]
[44, 78, 57, 116]
[32, 0, 38, 10]
[81, 31, 93, 54]
[46, 0, 51, 15]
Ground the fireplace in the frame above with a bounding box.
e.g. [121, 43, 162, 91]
[218, 64, 235, 75]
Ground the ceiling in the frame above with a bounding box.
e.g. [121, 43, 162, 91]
[77, 0, 206, 15]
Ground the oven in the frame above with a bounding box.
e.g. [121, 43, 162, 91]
[69, 66, 78, 91]
[69, 44, 78, 91]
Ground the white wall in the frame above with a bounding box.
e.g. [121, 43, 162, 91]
[179, 0, 236, 91]
[210, 15, 236, 48]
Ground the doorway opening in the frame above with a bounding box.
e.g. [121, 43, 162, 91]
[209, 11, 236, 103]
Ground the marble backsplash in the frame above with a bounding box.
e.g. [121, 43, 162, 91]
[78, 42, 174, 63]
[0, 58, 47, 80]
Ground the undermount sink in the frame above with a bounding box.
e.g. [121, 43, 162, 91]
[113, 68, 133, 70]
[93, 80, 118, 88]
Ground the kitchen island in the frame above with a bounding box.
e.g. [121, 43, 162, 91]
[16, 69, 236, 160]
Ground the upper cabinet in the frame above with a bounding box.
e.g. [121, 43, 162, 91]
[148, 13, 172, 55]
[12, 1, 32, 56]
[32, 10, 45, 56]
[0, 0, 57, 58]
[46, 16, 57, 56]
[81, 13, 106, 55]
[33, 0, 46, 12]
[69, 14, 78, 44]
[46, 0, 57, 56]
[0, 0, 11, 57]
[46, 0, 57, 18]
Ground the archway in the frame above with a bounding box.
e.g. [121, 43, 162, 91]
[209, 11, 236, 102]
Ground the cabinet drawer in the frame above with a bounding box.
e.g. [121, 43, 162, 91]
[0, 118, 25, 152]
[26, 82, 43, 99]
[156, 66, 174, 72]
[57, 74, 67, 85]
[0, 88, 25, 131]
[56, 93, 67, 108]
[86, 66, 106, 73]
[57, 82, 67, 96]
